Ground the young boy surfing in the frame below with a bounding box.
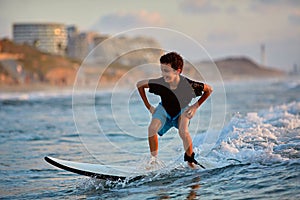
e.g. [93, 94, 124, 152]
[136, 52, 212, 168]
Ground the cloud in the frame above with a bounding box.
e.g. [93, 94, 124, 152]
[288, 9, 300, 25]
[92, 10, 165, 34]
[206, 31, 237, 45]
[180, 0, 220, 14]
[248, 1, 300, 26]
[249, 0, 300, 13]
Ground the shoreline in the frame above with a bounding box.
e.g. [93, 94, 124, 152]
[0, 83, 117, 93]
[0, 74, 293, 93]
[0, 84, 74, 93]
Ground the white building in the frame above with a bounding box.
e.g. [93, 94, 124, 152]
[67, 26, 98, 61]
[13, 23, 67, 56]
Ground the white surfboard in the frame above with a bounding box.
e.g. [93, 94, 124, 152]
[44, 155, 215, 181]
[44, 156, 146, 181]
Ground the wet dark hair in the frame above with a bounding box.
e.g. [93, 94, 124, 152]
[160, 52, 183, 73]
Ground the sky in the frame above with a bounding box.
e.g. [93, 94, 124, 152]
[0, 0, 299, 71]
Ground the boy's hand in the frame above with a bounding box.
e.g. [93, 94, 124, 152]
[149, 105, 156, 114]
[185, 105, 197, 119]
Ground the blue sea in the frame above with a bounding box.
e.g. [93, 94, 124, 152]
[0, 77, 299, 199]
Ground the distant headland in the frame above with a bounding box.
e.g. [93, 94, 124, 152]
[0, 38, 286, 92]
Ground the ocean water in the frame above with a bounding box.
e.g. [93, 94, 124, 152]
[0, 77, 299, 199]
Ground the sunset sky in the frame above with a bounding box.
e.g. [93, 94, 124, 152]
[0, 0, 299, 71]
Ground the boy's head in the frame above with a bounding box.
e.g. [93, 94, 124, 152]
[160, 52, 183, 74]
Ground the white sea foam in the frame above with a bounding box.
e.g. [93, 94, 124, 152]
[194, 101, 300, 166]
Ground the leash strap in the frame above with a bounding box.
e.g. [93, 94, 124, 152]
[184, 152, 206, 169]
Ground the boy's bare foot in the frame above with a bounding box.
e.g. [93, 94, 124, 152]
[145, 156, 166, 171]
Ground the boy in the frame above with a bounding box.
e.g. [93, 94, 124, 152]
[136, 52, 212, 168]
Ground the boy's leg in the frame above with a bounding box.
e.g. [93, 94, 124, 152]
[148, 118, 161, 157]
[178, 115, 194, 167]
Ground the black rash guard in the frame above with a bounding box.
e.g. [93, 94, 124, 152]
[148, 75, 204, 118]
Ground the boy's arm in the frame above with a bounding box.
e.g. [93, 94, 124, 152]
[136, 80, 155, 113]
[186, 83, 213, 119]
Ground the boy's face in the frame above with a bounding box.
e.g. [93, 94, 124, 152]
[160, 63, 180, 83]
